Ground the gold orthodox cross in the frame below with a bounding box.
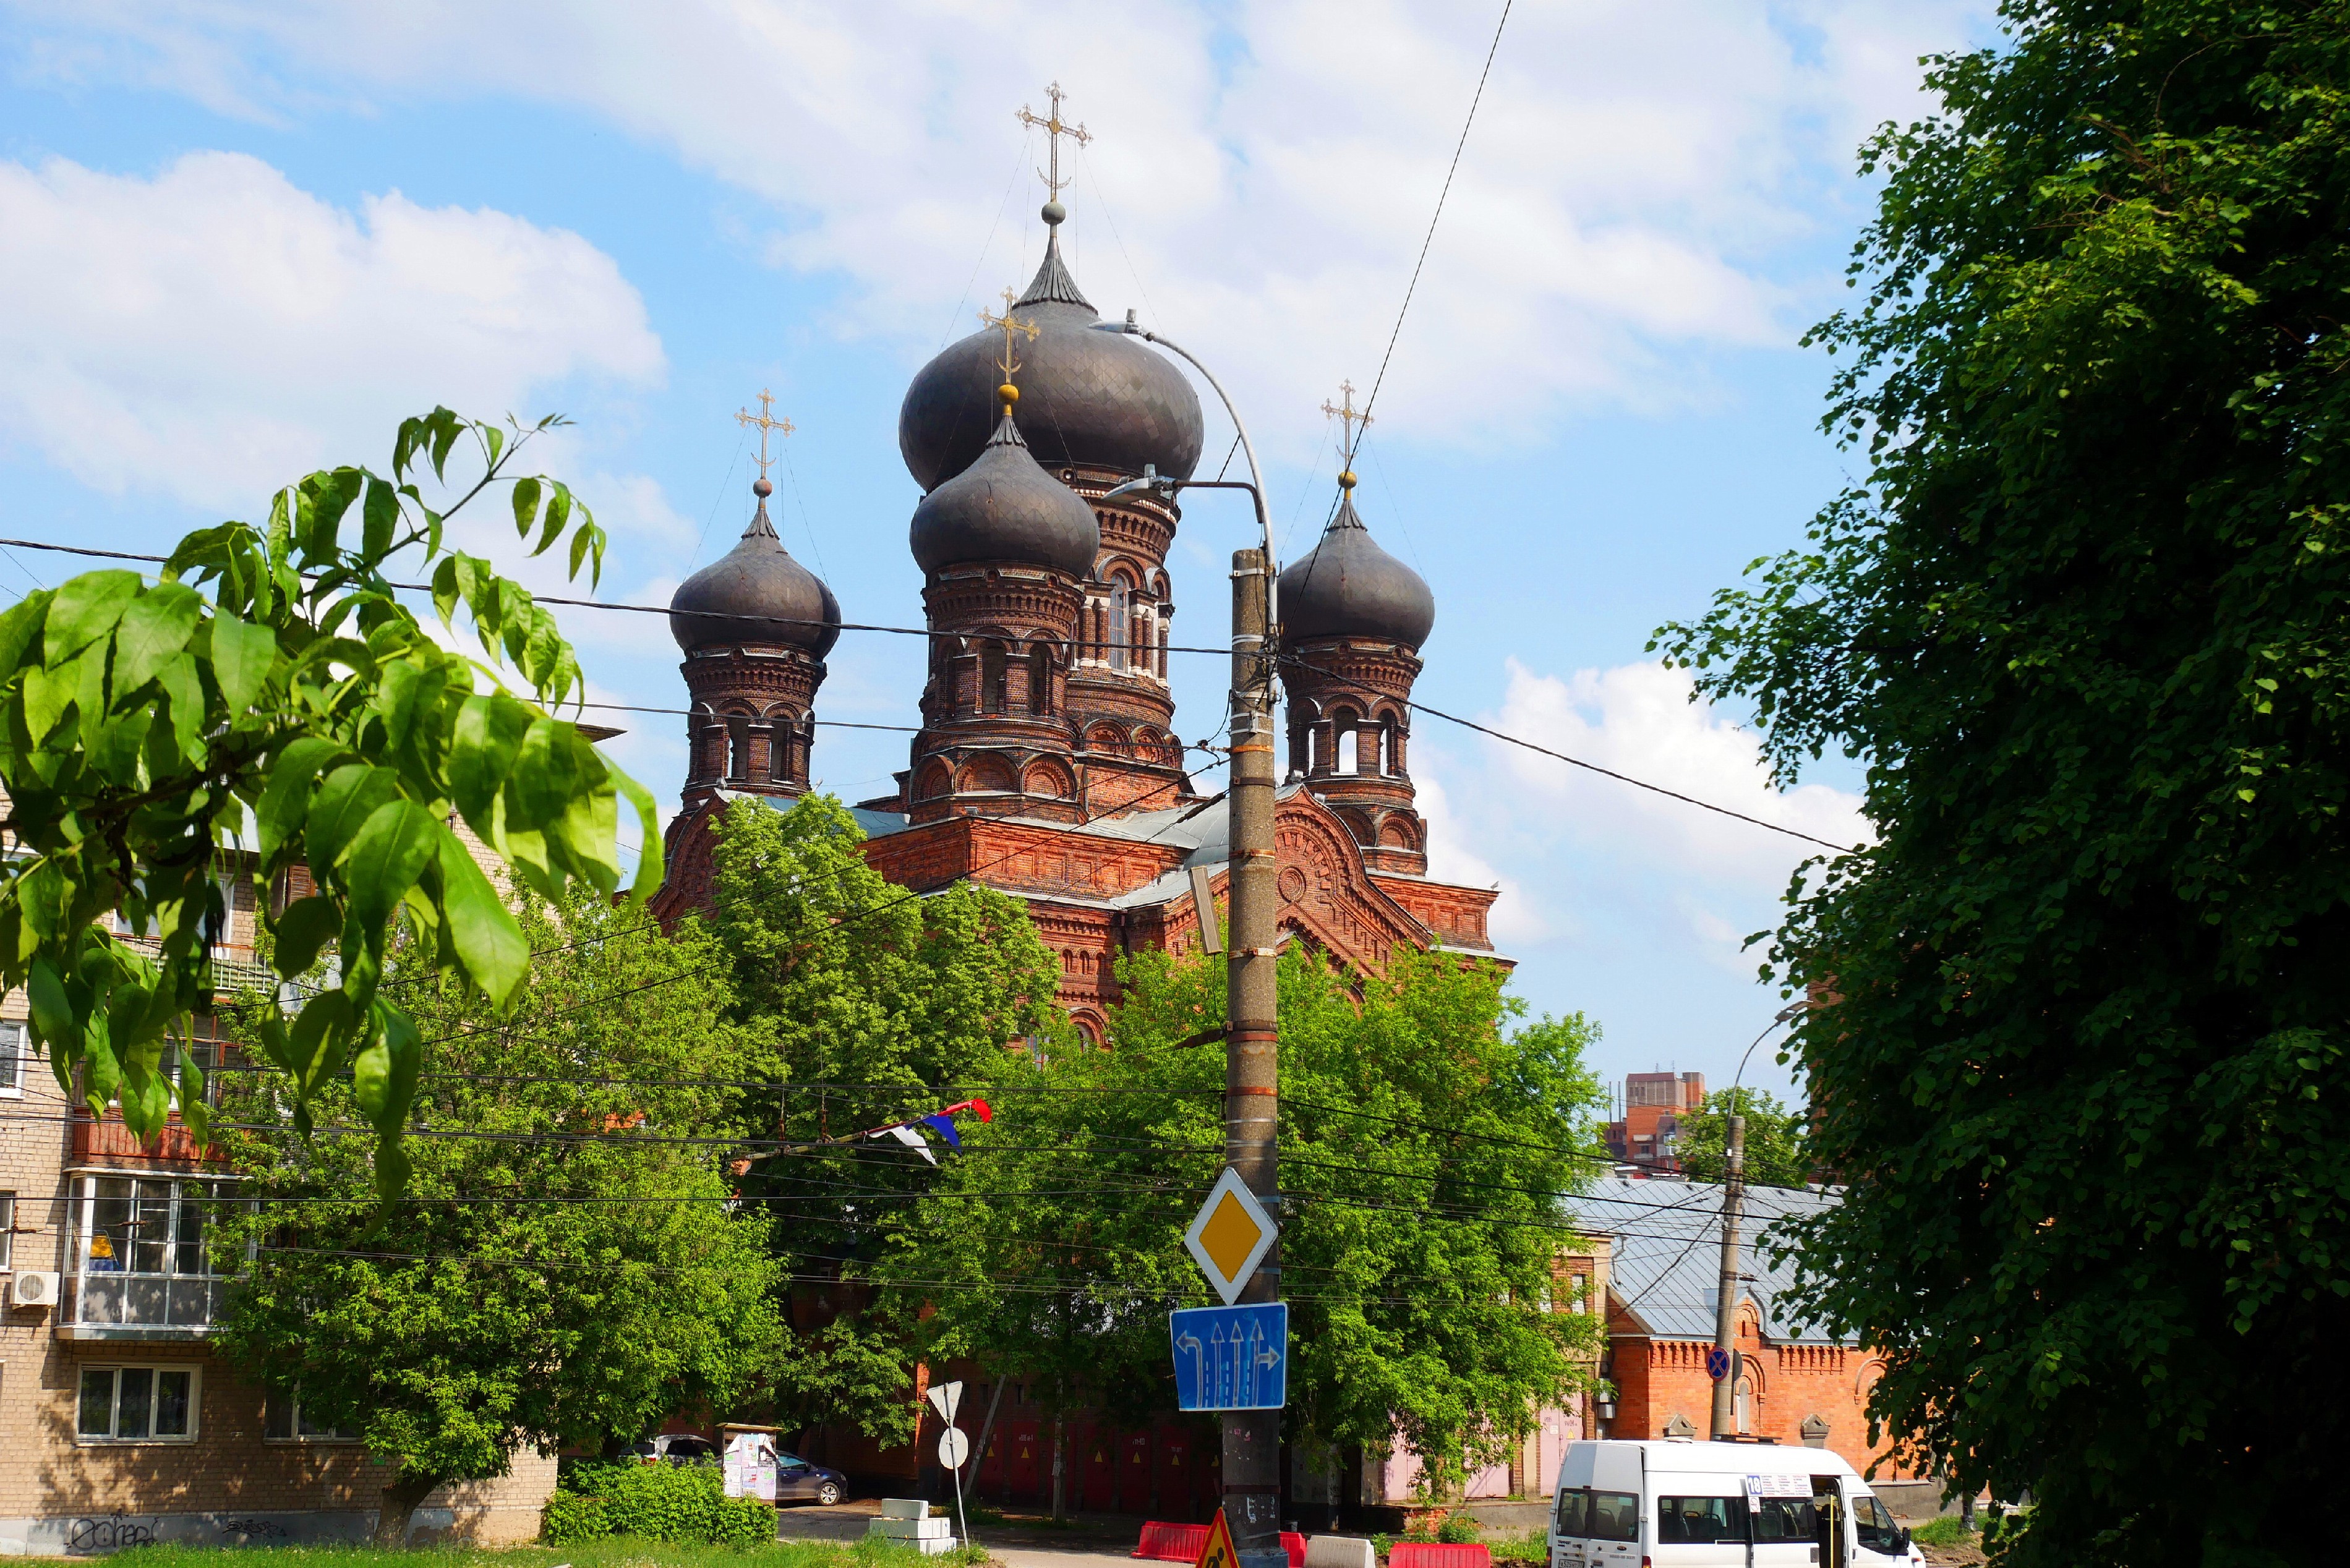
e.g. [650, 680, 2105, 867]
[980, 287, 1041, 385]
[1323, 380, 1373, 481]
[735, 390, 794, 482]
[1015, 82, 1091, 204]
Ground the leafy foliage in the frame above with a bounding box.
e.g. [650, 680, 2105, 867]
[695, 795, 1069, 1442]
[1675, 1088, 1810, 1188]
[0, 409, 654, 1193]
[552, 1465, 777, 1548]
[213, 888, 780, 1541]
[874, 944, 1607, 1498]
[1652, 6, 2350, 1563]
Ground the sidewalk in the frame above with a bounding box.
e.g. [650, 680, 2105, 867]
[774, 1498, 1152, 1562]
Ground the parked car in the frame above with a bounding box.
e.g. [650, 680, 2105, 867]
[630, 1434, 719, 1466]
[1549, 1439, 1925, 1568]
[775, 1452, 848, 1506]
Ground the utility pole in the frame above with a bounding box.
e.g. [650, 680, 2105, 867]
[1224, 545, 1283, 1568]
[1710, 1109, 1747, 1440]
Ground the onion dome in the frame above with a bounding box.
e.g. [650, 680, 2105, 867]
[910, 410, 1101, 578]
[669, 479, 842, 656]
[1278, 484, 1435, 647]
[898, 227, 1205, 491]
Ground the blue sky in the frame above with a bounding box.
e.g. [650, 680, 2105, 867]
[0, 0, 1995, 1106]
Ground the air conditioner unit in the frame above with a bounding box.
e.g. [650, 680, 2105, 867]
[9, 1270, 61, 1309]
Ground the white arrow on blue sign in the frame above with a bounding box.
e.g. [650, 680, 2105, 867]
[1170, 1303, 1288, 1412]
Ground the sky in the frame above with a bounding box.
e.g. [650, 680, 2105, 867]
[0, 0, 1998, 1107]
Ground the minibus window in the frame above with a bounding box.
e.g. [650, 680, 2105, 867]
[1750, 1496, 1819, 1542]
[1852, 1494, 1904, 1554]
[1588, 1492, 1639, 1543]
[1656, 1496, 1746, 1545]
[1553, 1487, 1588, 1537]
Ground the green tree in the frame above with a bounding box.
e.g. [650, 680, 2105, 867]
[214, 888, 780, 1543]
[1675, 1088, 1810, 1188]
[878, 944, 1608, 1510]
[0, 409, 654, 1193]
[1654, 6, 2350, 1562]
[695, 795, 1069, 1444]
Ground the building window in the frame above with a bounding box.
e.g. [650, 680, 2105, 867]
[0, 1018, 21, 1096]
[0, 1190, 14, 1269]
[77, 1365, 199, 1442]
[69, 1174, 233, 1334]
[1572, 1272, 1589, 1314]
[265, 1389, 359, 1442]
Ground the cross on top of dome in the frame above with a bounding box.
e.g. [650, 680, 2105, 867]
[1015, 82, 1090, 228]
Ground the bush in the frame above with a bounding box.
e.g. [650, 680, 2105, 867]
[541, 1490, 609, 1545]
[1437, 1514, 1481, 1545]
[556, 1461, 777, 1546]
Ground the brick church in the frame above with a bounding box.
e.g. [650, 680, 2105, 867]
[647, 194, 1503, 1029]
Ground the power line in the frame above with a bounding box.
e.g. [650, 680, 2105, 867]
[0, 533, 1856, 853]
[1357, 0, 1513, 432]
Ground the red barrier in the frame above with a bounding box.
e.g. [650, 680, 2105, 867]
[1388, 1546, 1493, 1568]
[1282, 1532, 1307, 1568]
[1135, 1522, 1211, 1562]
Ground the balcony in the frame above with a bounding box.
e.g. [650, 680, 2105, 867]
[58, 1170, 235, 1341]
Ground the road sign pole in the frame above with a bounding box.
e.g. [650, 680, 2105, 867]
[1710, 1112, 1747, 1439]
[1224, 546, 1282, 1568]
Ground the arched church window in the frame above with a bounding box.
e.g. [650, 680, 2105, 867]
[1029, 647, 1053, 715]
[1109, 581, 1130, 671]
[769, 715, 798, 783]
[727, 716, 752, 782]
[1336, 726, 1359, 775]
[981, 644, 1007, 715]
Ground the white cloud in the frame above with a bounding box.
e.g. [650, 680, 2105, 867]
[0, 149, 665, 509]
[1485, 657, 1867, 881]
[4, 0, 1989, 456]
[1416, 768, 1547, 947]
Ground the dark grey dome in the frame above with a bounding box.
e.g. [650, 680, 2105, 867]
[669, 482, 841, 655]
[1278, 493, 1435, 648]
[910, 411, 1101, 577]
[899, 232, 1205, 491]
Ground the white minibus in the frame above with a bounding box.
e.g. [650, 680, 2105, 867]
[1549, 1439, 1923, 1568]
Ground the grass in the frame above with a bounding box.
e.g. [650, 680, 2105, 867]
[1485, 1528, 1549, 1564]
[1909, 1517, 1974, 1547]
[116, 1538, 988, 1568]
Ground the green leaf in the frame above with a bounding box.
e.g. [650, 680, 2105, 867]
[341, 798, 440, 931]
[0, 589, 53, 674]
[437, 824, 527, 1005]
[281, 991, 354, 1099]
[306, 764, 403, 876]
[112, 582, 204, 695]
[271, 894, 341, 979]
[25, 956, 76, 1052]
[362, 476, 400, 562]
[211, 613, 277, 716]
[370, 1131, 413, 1203]
[511, 475, 542, 539]
[450, 693, 534, 829]
[534, 482, 571, 557]
[616, 764, 665, 903]
[506, 717, 579, 831]
[43, 571, 141, 663]
[256, 738, 351, 867]
[351, 1002, 422, 1137]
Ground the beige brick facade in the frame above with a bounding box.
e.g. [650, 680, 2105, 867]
[0, 861, 552, 1555]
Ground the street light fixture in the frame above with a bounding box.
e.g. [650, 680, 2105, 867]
[1095, 308, 1284, 1568]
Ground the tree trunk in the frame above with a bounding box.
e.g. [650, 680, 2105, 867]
[375, 1469, 442, 1546]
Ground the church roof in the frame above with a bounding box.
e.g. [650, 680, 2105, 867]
[1563, 1175, 1852, 1347]
[907, 411, 1101, 577]
[1278, 491, 1435, 648]
[897, 229, 1205, 492]
[669, 480, 840, 655]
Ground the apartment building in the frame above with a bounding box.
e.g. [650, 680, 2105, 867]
[0, 865, 551, 1554]
[1600, 1071, 1706, 1173]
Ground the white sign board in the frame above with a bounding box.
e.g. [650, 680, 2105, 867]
[1184, 1167, 1278, 1306]
[1746, 1474, 1813, 1501]
[938, 1427, 971, 1470]
[725, 1433, 779, 1501]
[925, 1379, 964, 1425]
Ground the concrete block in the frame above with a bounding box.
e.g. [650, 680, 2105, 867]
[879, 1499, 931, 1520]
[868, 1517, 955, 1541]
[1305, 1538, 1378, 1568]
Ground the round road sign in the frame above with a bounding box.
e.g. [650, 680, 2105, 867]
[1706, 1348, 1732, 1381]
[938, 1427, 970, 1470]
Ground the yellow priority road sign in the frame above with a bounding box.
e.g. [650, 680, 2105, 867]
[1185, 1166, 1278, 1306]
[1195, 1509, 1239, 1568]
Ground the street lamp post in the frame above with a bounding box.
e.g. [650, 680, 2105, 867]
[1098, 313, 1284, 1568]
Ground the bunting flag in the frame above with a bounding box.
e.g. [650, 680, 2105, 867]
[865, 1097, 993, 1163]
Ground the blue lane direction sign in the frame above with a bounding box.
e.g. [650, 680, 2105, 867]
[1171, 1303, 1288, 1412]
